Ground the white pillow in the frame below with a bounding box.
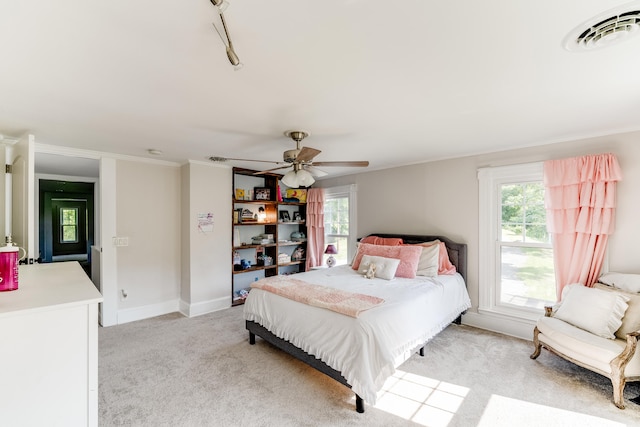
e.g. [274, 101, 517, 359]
[357, 255, 400, 280]
[554, 283, 629, 339]
[414, 242, 440, 277]
[598, 272, 640, 293]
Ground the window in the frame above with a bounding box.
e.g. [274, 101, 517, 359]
[478, 163, 555, 320]
[323, 185, 357, 266]
[60, 207, 79, 243]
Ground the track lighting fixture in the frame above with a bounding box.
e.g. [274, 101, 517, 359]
[210, 0, 242, 70]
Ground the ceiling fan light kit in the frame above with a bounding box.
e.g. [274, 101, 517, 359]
[282, 165, 316, 188]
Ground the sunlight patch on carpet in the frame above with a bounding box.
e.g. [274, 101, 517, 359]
[373, 369, 469, 427]
[477, 395, 626, 427]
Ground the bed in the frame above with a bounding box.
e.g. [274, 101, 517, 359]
[243, 233, 471, 413]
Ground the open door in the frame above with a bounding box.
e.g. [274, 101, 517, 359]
[10, 133, 35, 262]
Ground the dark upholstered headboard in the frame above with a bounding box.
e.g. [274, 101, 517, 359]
[360, 234, 467, 283]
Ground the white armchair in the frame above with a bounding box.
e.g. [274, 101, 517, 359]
[530, 282, 640, 409]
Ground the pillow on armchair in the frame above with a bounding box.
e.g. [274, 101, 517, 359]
[554, 283, 630, 339]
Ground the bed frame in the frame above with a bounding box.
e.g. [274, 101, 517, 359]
[246, 234, 468, 413]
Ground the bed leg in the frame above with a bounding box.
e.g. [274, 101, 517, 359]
[453, 314, 462, 325]
[419, 346, 425, 357]
[355, 394, 364, 413]
[249, 332, 255, 345]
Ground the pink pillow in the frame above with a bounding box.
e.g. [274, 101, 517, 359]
[359, 236, 404, 246]
[406, 241, 457, 275]
[352, 243, 422, 278]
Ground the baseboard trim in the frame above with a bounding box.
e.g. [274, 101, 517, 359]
[179, 296, 230, 318]
[117, 300, 180, 325]
[462, 311, 536, 341]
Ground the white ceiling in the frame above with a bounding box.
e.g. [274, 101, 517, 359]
[2, 1, 640, 178]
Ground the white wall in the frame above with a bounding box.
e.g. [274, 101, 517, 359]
[179, 161, 232, 317]
[0, 146, 5, 240]
[115, 160, 181, 322]
[320, 130, 640, 337]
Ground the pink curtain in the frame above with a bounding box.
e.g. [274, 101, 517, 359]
[305, 188, 325, 269]
[544, 153, 622, 300]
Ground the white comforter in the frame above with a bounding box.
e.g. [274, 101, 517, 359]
[243, 265, 471, 404]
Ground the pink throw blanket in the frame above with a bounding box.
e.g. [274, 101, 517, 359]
[251, 276, 384, 317]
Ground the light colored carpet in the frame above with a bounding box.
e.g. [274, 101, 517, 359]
[99, 308, 640, 426]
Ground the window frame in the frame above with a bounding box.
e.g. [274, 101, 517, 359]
[478, 162, 552, 321]
[60, 207, 79, 244]
[323, 184, 357, 265]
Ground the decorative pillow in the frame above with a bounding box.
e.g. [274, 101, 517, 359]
[359, 236, 404, 246]
[351, 243, 422, 278]
[595, 283, 640, 339]
[554, 283, 629, 339]
[357, 255, 401, 280]
[407, 240, 457, 275]
[598, 272, 640, 293]
[412, 243, 439, 277]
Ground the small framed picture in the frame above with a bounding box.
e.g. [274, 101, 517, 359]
[293, 212, 302, 221]
[235, 188, 245, 200]
[279, 211, 290, 222]
[254, 187, 271, 201]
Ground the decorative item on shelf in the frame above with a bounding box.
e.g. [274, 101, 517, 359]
[251, 234, 273, 245]
[277, 182, 283, 202]
[256, 254, 273, 266]
[284, 188, 307, 203]
[290, 231, 305, 242]
[325, 244, 338, 268]
[233, 251, 241, 265]
[278, 253, 291, 265]
[234, 208, 243, 224]
[257, 207, 266, 222]
[240, 259, 251, 270]
[292, 211, 302, 222]
[291, 247, 305, 261]
[236, 288, 250, 301]
[241, 208, 257, 222]
[235, 188, 245, 200]
[279, 210, 291, 222]
[254, 187, 270, 201]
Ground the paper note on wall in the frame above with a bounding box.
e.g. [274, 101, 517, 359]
[198, 213, 214, 233]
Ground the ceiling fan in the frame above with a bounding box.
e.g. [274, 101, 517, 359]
[208, 130, 369, 187]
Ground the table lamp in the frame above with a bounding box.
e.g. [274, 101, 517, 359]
[324, 244, 338, 268]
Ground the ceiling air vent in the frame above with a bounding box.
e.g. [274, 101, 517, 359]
[564, 3, 640, 51]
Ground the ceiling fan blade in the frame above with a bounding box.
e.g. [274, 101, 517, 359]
[296, 147, 321, 163]
[208, 156, 285, 165]
[304, 165, 328, 177]
[253, 165, 291, 175]
[312, 161, 369, 167]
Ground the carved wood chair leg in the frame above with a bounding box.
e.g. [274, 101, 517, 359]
[530, 326, 542, 359]
[611, 375, 626, 409]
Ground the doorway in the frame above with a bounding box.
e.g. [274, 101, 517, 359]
[39, 180, 95, 276]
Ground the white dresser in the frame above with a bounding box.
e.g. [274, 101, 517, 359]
[0, 262, 103, 427]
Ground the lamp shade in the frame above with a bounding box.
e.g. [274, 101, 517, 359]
[297, 169, 315, 187]
[281, 170, 299, 187]
[281, 169, 315, 188]
[324, 244, 338, 255]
